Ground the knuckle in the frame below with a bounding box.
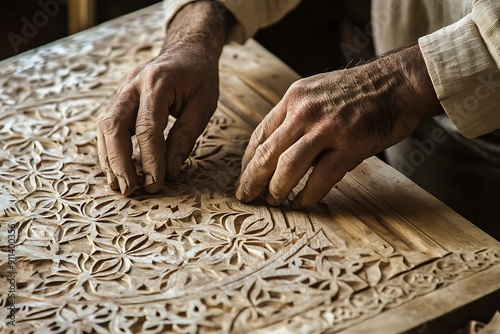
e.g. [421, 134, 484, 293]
[285, 80, 332, 127]
[125, 64, 141, 80]
[136, 111, 159, 134]
[128, 66, 142, 78]
[291, 99, 323, 125]
[107, 152, 121, 168]
[140, 65, 164, 89]
[288, 79, 307, 97]
[100, 115, 120, 136]
[120, 67, 142, 87]
[143, 151, 160, 166]
[254, 144, 274, 171]
[251, 124, 267, 144]
[277, 151, 295, 172]
[96, 113, 105, 125]
[135, 123, 157, 142]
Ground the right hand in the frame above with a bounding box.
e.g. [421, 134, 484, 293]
[236, 44, 444, 208]
[96, 2, 232, 196]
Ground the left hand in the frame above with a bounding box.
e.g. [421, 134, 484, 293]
[96, 1, 233, 196]
[235, 45, 443, 208]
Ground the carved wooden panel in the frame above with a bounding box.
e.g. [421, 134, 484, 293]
[0, 4, 499, 333]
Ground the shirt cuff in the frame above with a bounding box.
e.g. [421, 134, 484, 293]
[163, 0, 197, 32]
[419, 15, 500, 139]
[164, 0, 300, 44]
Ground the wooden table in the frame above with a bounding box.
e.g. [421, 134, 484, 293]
[1, 4, 499, 333]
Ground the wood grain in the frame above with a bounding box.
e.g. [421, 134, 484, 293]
[68, 0, 96, 34]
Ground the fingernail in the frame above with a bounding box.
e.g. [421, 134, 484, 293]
[145, 175, 155, 188]
[117, 176, 129, 196]
[235, 186, 249, 202]
[144, 174, 160, 193]
[107, 172, 119, 191]
[265, 193, 280, 207]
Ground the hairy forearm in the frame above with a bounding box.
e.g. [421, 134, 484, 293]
[375, 44, 444, 121]
[394, 44, 443, 119]
[352, 44, 444, 148]
[164, 1, 234, 58]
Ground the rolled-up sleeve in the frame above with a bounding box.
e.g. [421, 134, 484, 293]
[419, 0, 500, 138]
[163, 0, 300, 44]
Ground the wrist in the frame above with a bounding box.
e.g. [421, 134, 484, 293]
[340, 44, 444, 149]
[390, 44, 443, 121]
[164, 1, 234, 57]
[365, 44, 444, 131]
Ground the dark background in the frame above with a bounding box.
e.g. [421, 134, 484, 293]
[0, 0, 374, 76]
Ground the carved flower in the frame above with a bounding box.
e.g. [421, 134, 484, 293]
[40, 252, 131, 300]
[330, 305, 357, 324]
[377, 284, 406, 306]
[19, 303, 118, 334]
[184, 210, 284, 270]
[349, 289, 381, 311]
[15, 177, 89, 221]
[402, 272, 441, 296]
[460, 250, 499, 271]
[93, 233, 186, 268]
[0, 152, 63, 195]
[54, 196, 127, 251]
[434, 255, 469, 279]
[0, 109, 62, 156]
[37, 100, 101, 141]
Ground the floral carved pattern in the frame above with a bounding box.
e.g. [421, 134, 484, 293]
[0, 4, 499, 334]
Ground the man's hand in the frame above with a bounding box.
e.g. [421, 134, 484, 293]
[97, 2, 233, 195]
[236, 45, 443, 208]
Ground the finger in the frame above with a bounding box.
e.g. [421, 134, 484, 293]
[101, 88, 139, 196]
[164, 97, 217, 181]
[235, 117, 302, 203]
[265, 132, 326, 206]
[291, 151, 359, 209]
[135, 84, 171, 193]
[234, 101, 287, 201]
[96, 125, 118, 191]
[239, 101, 287, 174]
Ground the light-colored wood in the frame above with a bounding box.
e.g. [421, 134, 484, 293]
[68, 0, 95, 34]
[0, 3, 499, 333]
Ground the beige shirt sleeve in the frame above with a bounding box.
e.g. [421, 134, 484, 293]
[419, 0, 500, 138]
[163, 0, 300, 43]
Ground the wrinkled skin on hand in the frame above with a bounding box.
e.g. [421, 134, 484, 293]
[236, 45, 442, 209]
[96, 2, 231, 196]
[97, 45, 219, 195]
